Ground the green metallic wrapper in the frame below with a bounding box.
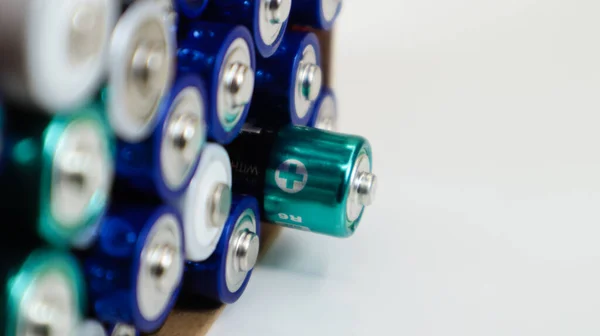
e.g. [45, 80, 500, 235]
[0, 103, 114, 248]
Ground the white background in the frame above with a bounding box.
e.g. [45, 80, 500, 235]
[208, 1, 600, 335]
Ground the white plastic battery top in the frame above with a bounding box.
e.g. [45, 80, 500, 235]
[178, 144, 233, 262]
[108, 1, 175, 142]
[0, 0, 117, 112]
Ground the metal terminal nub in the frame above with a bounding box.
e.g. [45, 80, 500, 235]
[225, 62, 254, 108]
[57, 149, 92, 191]
[234, 230, 260, 272]
[147, 244, 176, 279]
[25, 300, 59, 335]
[356, 172, 377, 206]
[209, 183, 232, 228]
[265, 0, 292, 24]
[112, 324, 136, 336]
[299, 63, 322, 102]
[132, 43, 167, 98]
[168, 112, 200, 155]
[69, 3, 105, 64]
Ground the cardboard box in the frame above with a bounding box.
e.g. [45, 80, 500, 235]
[155, 30, 334, 336]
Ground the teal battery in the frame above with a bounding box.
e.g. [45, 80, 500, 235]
[114, 74, 207, 203]
[84, 205, 184, 333]
[183, 195, 261, 304]
[249, 31, 322, 128]
[0, 103, 115, 249]
[0, 240, 86, 336]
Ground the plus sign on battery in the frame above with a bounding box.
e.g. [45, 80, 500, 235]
[275, 159, 308, 193]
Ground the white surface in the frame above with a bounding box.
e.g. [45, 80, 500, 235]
[208, 1, 600, 335]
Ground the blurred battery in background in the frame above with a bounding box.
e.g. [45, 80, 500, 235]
[0, 104, 114, 249]
[114, 74, 207, 203]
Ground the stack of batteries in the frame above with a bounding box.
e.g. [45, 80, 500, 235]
[0, 0, 376, 335]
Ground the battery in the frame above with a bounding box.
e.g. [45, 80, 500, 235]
[226, 125, 377, 238]
[178, 22, 255, 144]
[174, 0, 208, 19]
[0, 0, 117, 112]
[84, 205, 184, 333]
[115, 74, 207, 202]
[107, 0, 175, 142]
[183, 195, 260, 304]
[249, 31, 322, 128]
[307, 87, 337, 131]
[0, 246, 85, 336]
[108, 323, 139, 336]
[176, 143, 233, 262]
[201, 0, 291, 58]
[73, 319, 108, 336]
[289, 0, 342, 30]
[0, 103, 115, 249]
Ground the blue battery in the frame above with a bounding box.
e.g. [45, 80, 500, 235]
[201, 0, 291, 58]
[178, 22, 256, 144]
[308, 87, 337, 131]
[84, 205, 184, 333]
[290, 0, 342, 30]
[249, 31, 322, 128]
[183, 195, 261, 304]
[107, 323, 140, 336]
[115, 74, 207, 202]
[175, 0, 209, 18]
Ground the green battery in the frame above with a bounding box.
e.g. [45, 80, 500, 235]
[0, 247, 85, 336]
[0, 103, 115, 248]
[226, 125, 377, 238]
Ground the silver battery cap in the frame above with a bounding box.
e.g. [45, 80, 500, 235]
[136, 212, 183, 322]
[50, 116, 114, 242]
[226, 208, 259, 293]
[258, 0, 292, 46]
[0, 0, 117, 112]
[346, 149, 377, 222]
[16, 270, 80, 336]
[108, 0, 175, 142]
[313, 92, 337, 131]
[294, 44, 322, 120]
